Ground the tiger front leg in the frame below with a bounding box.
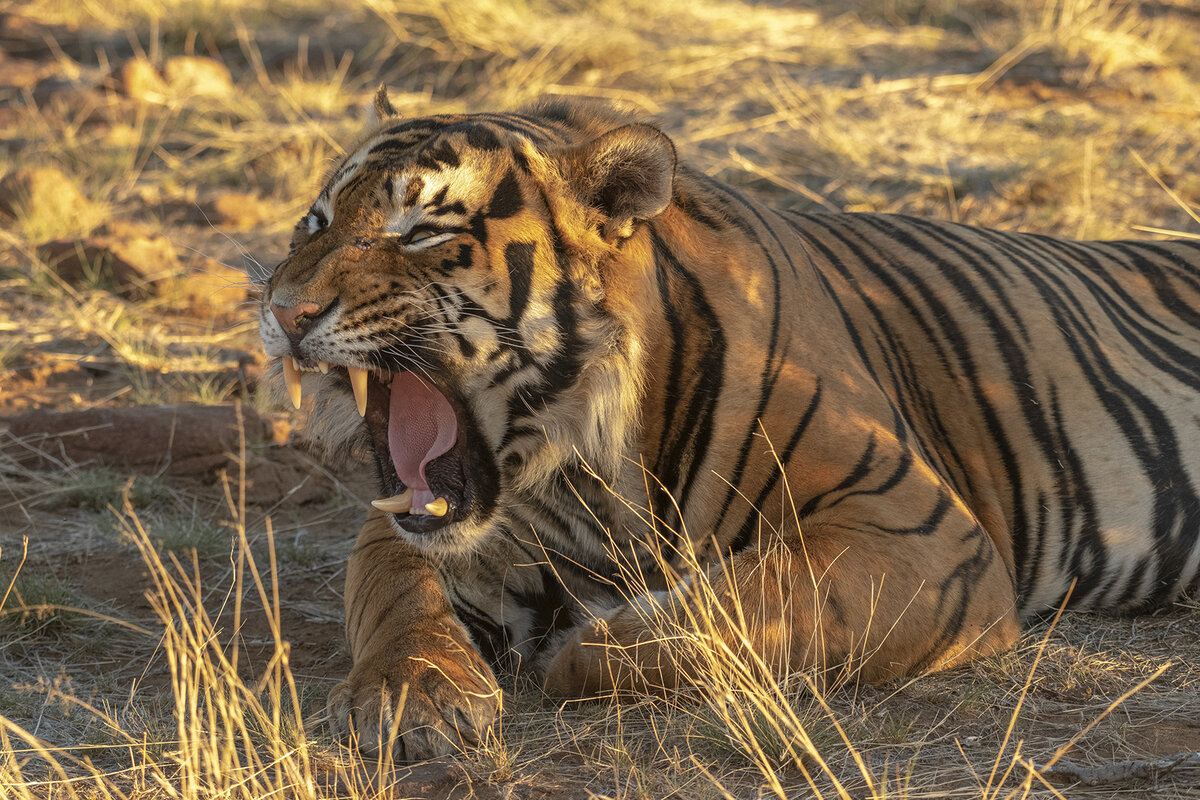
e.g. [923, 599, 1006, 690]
[544, 509, 1020, 696]
[326, 511, 501, 759]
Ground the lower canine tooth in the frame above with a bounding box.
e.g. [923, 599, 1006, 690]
[371, 489, 413, 514]
[425, 497, 449, 517]
[348, 366, 368, 417]
[282, 357, 302, 409]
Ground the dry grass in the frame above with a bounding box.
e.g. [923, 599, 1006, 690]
[4, 454, 1196, 799]
[2, 0, 1200, 797]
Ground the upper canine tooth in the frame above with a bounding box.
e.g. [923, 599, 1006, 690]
[425, 497, 449, 517]
[348, 366, 368, 417]
[282, 357, 302, 409]
[318, 361, 330, 374]
[371, 489, 413, 514]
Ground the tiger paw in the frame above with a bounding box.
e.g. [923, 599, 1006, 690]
[544, 617, 662, 697]
[543, 620, 609, 697]
[326, 645, 500, 760]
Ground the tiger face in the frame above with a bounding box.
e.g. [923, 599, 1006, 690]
[259, 98, 675, 554]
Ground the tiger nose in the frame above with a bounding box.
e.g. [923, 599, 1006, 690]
[270, 300, 328, 339]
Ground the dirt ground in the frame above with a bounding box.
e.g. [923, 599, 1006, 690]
[3, 0, 1200, 797]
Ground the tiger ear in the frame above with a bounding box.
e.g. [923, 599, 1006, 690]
[369, 84, 398, 123]
[557, 124, 676, 244]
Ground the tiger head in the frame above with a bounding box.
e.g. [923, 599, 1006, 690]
[259, 91, 677, 553]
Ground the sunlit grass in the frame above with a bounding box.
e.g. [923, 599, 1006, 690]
[0, 433, 329, 799]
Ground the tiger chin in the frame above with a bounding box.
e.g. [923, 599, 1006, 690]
[259, 86, 1200, 760]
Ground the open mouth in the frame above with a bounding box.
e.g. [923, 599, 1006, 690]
[281, 357, 495, 537]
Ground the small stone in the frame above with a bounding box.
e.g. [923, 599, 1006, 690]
[172, 257, 253, 312]
[207, 192, 272, 230]
[163, 56, 233, 98]
[104, 232, 181, 282]
[119, 57, 167, 103]
[0, 166, 89, 222]
[0, 104, 23, 129]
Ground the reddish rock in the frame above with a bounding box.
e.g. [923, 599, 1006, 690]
[5, 404, 272, 476]
[104, 232, 180, 280]
[0, 103, 23, 128]
[242, 446, 337, 507]
[36, 235, 176, 298]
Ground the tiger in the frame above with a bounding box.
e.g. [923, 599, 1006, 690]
[258, 87, 1200, 760]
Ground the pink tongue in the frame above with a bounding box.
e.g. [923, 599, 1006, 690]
[387, 372, 458, 497]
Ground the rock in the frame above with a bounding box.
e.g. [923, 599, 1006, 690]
[206, 192, 272, 230]
[0, 166, 89, 222]
[388, 761, 474, 800]
[242, 446, 337, 507]
[37, 239, 148, 296]
[104, 219, 164, 242]
[0, 103, 23, 129]
[162, 56, 233, 98]
[105, 232, 180, 280]
[36, 233, 179, 299]
[5, 404, 273, 476]
[5, 402, 341, 507]
[119, 57, 168, 103]
[172, 257, 254, 312]
[119, 56, 233, 104]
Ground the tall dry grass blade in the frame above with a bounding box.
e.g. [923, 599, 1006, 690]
[1038, 660, 1173, 775]
[1129, 148, 1200, 228]
[1, 538, 28, 612]
[982, 583, 1075, 800]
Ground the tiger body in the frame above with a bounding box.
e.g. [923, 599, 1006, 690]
[259, 93, 1200, 758]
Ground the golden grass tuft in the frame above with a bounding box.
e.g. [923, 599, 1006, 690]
[1, 435, 315, 799]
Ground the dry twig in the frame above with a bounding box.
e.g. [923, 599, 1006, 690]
[1042, 752, 1200, 787]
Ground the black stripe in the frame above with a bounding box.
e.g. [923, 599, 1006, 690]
[648, 233, 727, 529]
